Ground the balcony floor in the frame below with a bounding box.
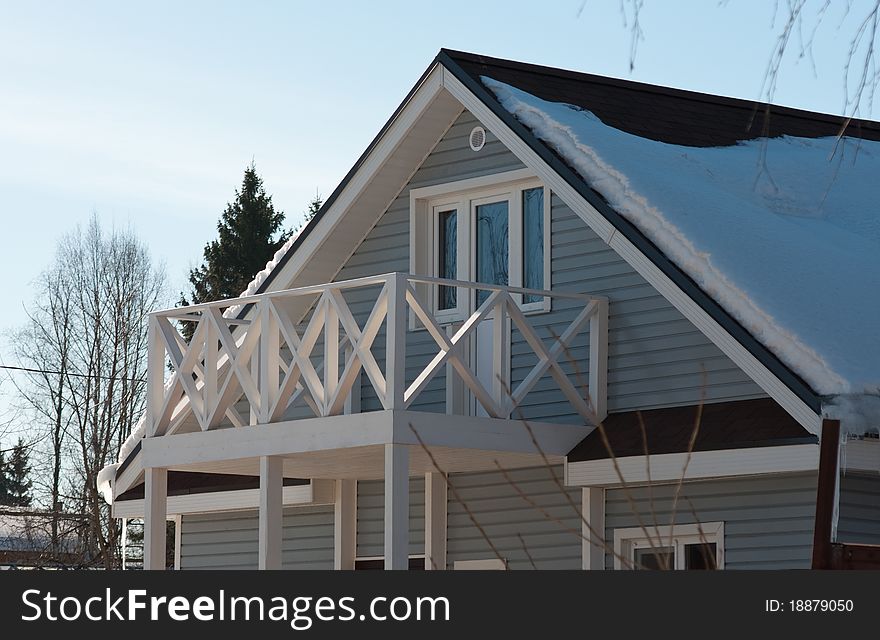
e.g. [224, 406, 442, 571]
[140, 409, 591, 481]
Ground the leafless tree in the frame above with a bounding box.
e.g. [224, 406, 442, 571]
[10, 255, 74, 552]
[581, 0, 880, 121]
[10, 214, 166, 568]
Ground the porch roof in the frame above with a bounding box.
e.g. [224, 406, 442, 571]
[567, 398, 816, 462]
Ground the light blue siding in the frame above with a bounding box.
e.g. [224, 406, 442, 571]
[604, 473, 818, 569]
[837, 472, 880, 545]
[333, 109, 765, 419]
[179, 505, 334, 570]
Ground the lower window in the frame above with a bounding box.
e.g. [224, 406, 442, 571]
[354, 556, 425, 570]
[614, 522, 724, 570]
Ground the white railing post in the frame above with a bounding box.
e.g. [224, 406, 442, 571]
[589, 299, 609, 422]
[493, 296, 510, 418]
[260, 300, 279, 424]
[385, 273, 407, 410]
[324, 294, 339, 416]
[145, 314, 165, 437]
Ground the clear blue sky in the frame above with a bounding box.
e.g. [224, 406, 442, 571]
[0, 0, 874, 421]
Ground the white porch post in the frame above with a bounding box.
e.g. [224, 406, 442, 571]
[121, 518, 128, 570]
[582, 487, 605, 570]
[258, 455, 283, 570]
[424, 472, 447, 570]
[334, 479, 357, 570]
[384, 443, 409, 570]
[144, 467, 168, 570]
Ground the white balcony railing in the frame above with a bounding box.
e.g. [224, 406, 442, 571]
[145, 273, 608, 438]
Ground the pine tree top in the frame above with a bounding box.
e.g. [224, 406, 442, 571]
[182, 163, 290, 311]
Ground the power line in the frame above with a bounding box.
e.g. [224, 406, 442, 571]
[0, 364, 145, 384]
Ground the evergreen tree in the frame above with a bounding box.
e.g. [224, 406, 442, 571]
[180, 163, 289, 338]
[0, 447, 8, 505]
[2, 439, 32, 507]
[292, 191, 323, 235]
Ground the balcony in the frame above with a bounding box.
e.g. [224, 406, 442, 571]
[146, 272, 607, 436]
[138, 273, 608, 568]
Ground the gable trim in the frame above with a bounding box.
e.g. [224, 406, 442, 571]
[436, 55, 822, 435]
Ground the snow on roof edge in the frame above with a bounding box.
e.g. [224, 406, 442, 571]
[481, 76, 849, 399]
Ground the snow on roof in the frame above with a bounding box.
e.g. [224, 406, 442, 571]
[483, 77, 880, 425]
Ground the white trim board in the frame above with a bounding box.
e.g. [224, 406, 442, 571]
[565, 444, 820, 487]
[440, 66, 822, 436]
[613, 521, 725, 570]
[112, 479, 335, 518]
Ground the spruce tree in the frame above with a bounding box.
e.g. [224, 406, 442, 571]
[180, 163, 289, 338]
[0, 447, 8, 505]
[4, 439, 32, 507]
[292, 192, 323, 234]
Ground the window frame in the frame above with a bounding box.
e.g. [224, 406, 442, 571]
[410, 169, 551, 325]
[613, 521, 725, 570]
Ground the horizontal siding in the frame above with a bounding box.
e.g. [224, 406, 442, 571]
[331, 109, 764, 421]
[356, 477, 425, 559]
[446, 465, 582, 570]
[179, 505, 334, 570]
[604, 473, 818, 569]
[837, 472, 880, 545]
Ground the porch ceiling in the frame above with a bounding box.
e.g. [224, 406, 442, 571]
[140, 409, 590, 481]
[173, 445, 559, 481]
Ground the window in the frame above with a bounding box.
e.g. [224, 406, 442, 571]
[614, 522, 724, 570]
[437, 208, 457, 310]
[355, 556, 425, 570]
[474, 198, 509, 306]
[410, 169, 551, 321]
[521, 187, 544, 303]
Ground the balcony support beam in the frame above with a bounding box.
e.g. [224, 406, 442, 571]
[258, 455, 283, 570]
[384, 443, 409, 570]
[144, 467, 168, 570]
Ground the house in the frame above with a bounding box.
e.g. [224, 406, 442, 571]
[97, 50, 880, 570]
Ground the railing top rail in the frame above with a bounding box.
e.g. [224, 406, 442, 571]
[405, 274, 605, 302]
[151, 272, 606, 317]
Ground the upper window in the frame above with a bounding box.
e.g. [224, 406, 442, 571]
[411, 169, 550, 321]
[614, 522, 724, 570]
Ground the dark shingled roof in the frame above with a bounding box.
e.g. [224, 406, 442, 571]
[116, 472, 309, 502]
[443, 49, 880, 147]
[567, 398, 817, 462]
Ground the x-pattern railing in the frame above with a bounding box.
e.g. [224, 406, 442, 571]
[145, 273, 608, 438]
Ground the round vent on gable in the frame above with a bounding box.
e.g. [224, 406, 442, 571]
[469, 126, 486, 152]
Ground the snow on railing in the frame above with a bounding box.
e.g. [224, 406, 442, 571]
[144, 273, 608, 438]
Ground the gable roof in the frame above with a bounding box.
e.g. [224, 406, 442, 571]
[437, 50, 880, 428]
[443, 49, 880, 147]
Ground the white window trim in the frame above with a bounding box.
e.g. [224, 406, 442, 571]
[613, 521, 725, 570]
[453, 558, 507, 570]
[410, 168, 552, 325]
